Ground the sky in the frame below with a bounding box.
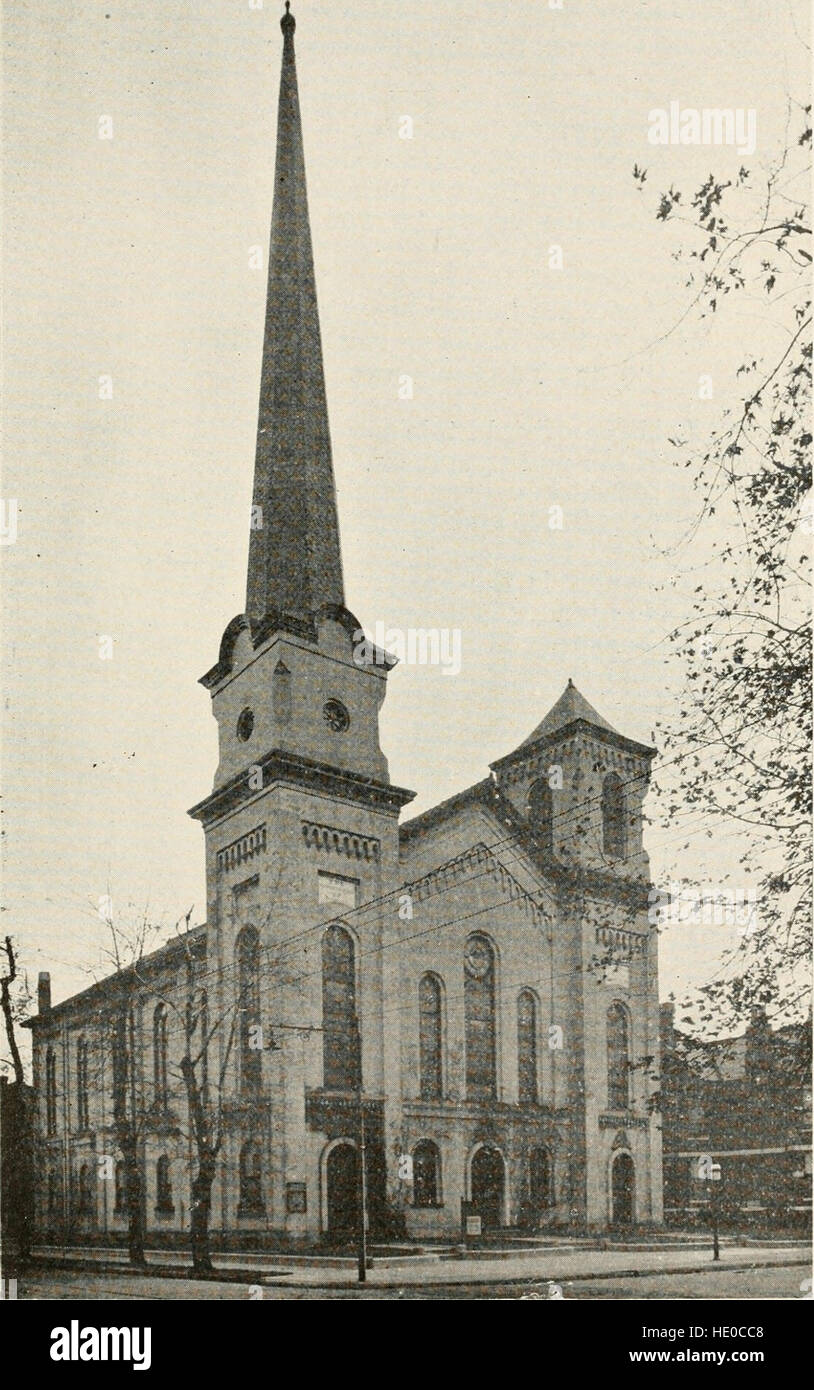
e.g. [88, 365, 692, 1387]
[1, 0, 809, 1028]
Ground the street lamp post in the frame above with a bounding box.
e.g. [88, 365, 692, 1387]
[353, 1014, 367, 1284]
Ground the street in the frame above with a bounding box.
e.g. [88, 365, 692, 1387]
[14, 1260, 810, 1301]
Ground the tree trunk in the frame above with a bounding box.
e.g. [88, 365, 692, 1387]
[125, 1142, 146, 1267]
[189, 1165, 215, 1274]
[111, 1007, 146, 1267]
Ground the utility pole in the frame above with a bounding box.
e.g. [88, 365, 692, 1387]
[353, 1013, 368, 1284]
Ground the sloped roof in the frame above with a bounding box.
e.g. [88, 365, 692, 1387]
[520, 679, 620, 746]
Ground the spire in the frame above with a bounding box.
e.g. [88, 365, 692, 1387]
[246, 4, 345, 625]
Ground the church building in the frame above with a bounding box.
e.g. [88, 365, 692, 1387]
[26, 7, 663, 1246]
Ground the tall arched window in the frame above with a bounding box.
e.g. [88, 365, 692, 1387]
[322, 924, 359, 1092]
[602, 772, 626, 858]
[607, 1002, 631, 1112]
[464, 934, 497, 1101]
[237, 927, 261, 1093]
[528, 778, 554, 854]
[45, 1046, 57, 1136]
[153, 1004, 168, 1106]
[76, 1036, 89, 1130]
[78, 1161, 94, 1217]
[419, 974, 443, 1100]
[239, 1139, 264, 1214]
[517, 989, 539, 1104]
[412, 1140, 441, 1208]
[156, 1154, 173, 1213]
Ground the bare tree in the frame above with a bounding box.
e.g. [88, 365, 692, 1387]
[634, 96, 812, 1029]
[0, 936, 28, 1086]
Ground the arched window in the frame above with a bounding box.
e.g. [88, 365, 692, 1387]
[322, 924, 359, 1092]
[607, 1002, 631, 1112]
[45, 1047, 57, 1136]
[237, 927, 261, 1092]
[412, 1140, 441, 1208]
[153, 1004, 168, 1106]
[78, 1161, 94, 1217]
[156, 1154, 173, 1213]
[76, 1036, 89, 1130]
[114, 1160, 127, 1214]
[517, 989, 539, 1104]
[419, 974, 443, 1100]
[602, 772, 626, 858]
[464, 934, 497, 1101]
[239, 1139, 264, 1214]
[528, 778, 554, 854]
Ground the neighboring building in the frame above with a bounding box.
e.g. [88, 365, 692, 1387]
[0, 1075, 36, 1266]
[660, 1004, 812, 1227]
[24, 7, 663, 1247]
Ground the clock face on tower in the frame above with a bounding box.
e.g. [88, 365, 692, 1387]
[323, 699, 350, 733]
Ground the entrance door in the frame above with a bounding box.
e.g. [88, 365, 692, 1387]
[326, 1142, 359, 1243]
[470, 1146, 505, 1229]
[611, 1151, 635, 1226]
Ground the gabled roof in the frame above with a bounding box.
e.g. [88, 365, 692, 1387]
[23, 924, 207, 1030]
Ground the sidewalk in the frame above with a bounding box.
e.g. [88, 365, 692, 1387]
[33, 1240, 811, 1290]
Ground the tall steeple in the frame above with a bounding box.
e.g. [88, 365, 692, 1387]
[246, 3, 345, 625]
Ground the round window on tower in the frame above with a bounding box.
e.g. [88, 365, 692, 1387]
[323, 699, 350, 733]
[236, 707, 255, 742]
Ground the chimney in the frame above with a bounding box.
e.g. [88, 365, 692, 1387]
[38, 972, 51, 1014]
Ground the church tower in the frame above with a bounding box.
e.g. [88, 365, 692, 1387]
[189, 5, 413, 1240]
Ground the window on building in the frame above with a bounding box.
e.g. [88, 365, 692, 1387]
[602, 772, 626, 858]
[77, 1161, 94, 1217]
[237, 927, 261, 1093]
[517, 989, 539, 1104]
[322, 924, 359, 1092]
[412, 1140, 441, 1208]
[153, 1004, 168, 1107]
[76, 1036, 89, 1130]
[156, 1155, 173, 1213]
[464, 934, 497, 1101]
[528, 778, 554, 854]
[45, 1046, 57, 1136]
[114, 1160, 127, 1215]
[607, 1002, 631, 1111]
[239, 1139, 265, 1214]
[419, 974, 443, 1100]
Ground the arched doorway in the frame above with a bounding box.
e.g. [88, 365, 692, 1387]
[325, 1142, 359, 1243]
[470, 1146, 505, 1229]
[611, 1152, 635, 1226]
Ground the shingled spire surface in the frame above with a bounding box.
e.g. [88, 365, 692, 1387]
[246, 4, 345, 624]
